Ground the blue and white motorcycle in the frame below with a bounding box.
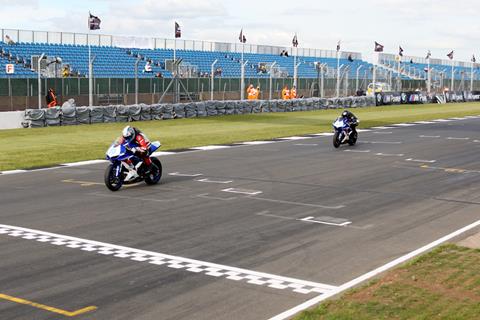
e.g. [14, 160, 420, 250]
[104, 139, 163, 191]
[332, 117, 358, 148]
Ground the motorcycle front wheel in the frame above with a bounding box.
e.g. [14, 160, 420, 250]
[333, 132, 341, 148]
[104, 164, 123, 191]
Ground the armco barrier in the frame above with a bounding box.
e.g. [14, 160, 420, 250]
[22, 96, 382, 128]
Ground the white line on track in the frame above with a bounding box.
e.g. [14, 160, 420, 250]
[311, 133, 334, 136]
[294, 143, 319, 146]
[191, 145, 232, 151]
[268, 219, 480, 320]
[372, 131, 393, 134]
[195, 178, 233, 184]
[375, 153, 404, 157]
[239, 141, 275, 145]
[405, 158, 436, 163]
[391, 123, 416, 127]
[343, 149, 370, 153]
[0, 224, 337, 295]
[169, 172, 203, 177]
[356, 129, 372, 132]
[432, 119, 451, 122]
[0, 170, 28, 175]
[151, 151, 178, 157]
[446, 137, 470, 140]
[278, 136, 312, 140]
[222, 188, 263, 196]
[300, 216, 352, 227]
[61, 160, 108, 167]
[414, 121, 436, 124]
[419, 135, 440, 138]
[371, 126, 394, 130]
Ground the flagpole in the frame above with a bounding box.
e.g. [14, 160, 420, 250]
[336, 49, 340, 97]
[88, 30, 93, 107]
[427, 56, 431, 94]
[397, 57, 401, 91]
[470, 60, 474, 92]
[241, 42, 245, 100]
[372, 52, 376, 97]
[451, 58, 454, 91]
[293, 45, 297, 88]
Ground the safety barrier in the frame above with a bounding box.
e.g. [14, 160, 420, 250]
[22, 96, 376, 128]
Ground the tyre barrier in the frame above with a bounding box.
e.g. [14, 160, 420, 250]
[23, 96, 378, 128]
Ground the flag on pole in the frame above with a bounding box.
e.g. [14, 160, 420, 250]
[374, 41, 384, 52]
[425, 50, 431, 59]
[292, 34, 298, 47]
[472, 54, 476, 63]
[447, 50, 454, 60]
[336, 40, 341, 52]
[239, 29, 246, 43]
[175, 22, 181, 38]
[399, 46, 404, 57]
[88, 12, 101, 30]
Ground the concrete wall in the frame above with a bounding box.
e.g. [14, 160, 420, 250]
[0, 111, 24, 129]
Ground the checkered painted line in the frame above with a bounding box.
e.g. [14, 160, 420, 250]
[0, 224, 337, 295]
[1, 115, 479, 175]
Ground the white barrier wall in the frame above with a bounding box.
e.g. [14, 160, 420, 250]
[0, 111, 24, 130]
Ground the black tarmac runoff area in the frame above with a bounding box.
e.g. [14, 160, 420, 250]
[1, 117, 480, 320]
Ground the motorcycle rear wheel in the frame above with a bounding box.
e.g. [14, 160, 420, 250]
[145, 157, 163, 185]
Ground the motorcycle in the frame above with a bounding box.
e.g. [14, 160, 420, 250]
[104, 138, 163, 191]
[332, 117, 358, 148]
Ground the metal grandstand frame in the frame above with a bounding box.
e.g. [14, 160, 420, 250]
[0, 28, 362, 60]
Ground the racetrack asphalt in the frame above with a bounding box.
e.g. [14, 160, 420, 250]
[1, 116, 480, 320]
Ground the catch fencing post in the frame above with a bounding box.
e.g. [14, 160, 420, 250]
[210, 59, 218, 100]
[269, 61, 277, 100]
[37, 53, 45, 109]
[135, 57, 141, 105]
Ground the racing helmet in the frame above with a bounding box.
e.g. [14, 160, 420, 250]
[122, 126, 135, 143]
[342, 110, 349, 118]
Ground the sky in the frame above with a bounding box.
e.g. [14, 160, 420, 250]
[0, 0, 479, 62]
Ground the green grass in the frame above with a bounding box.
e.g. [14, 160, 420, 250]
[2, 102, 480, 171]
[296, 244, 480, 320]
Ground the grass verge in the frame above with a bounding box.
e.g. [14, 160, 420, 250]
[295, 244, 480, 320]
[2, 102, 480, 171]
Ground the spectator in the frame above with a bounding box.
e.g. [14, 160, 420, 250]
[255, 86, 261, 100]
[280, 50, 285, 57]
[284, 51, 289, 57]
[291, 85, 297, 99]
[247, 84, 255, 100]
[281, 85, 290, 100]
[155, 72, 163, 78]
[62, 65, 70, 78]
[46, 88, 58, 108]
[5, 35, 15, 45]
[144, 61, 152, 73]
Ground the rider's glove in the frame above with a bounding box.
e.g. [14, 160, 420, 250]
[130, 147, 137, 153]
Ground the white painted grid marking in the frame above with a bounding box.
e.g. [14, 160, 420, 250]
[222, 188, 263, 196]
[391, 123, 416, 127]
[344, 149, 370, 153]
[405, 158, 436, 163]
[168, 172, 203, 177]
[0, 224, 336, 295]
[300, 217, 352, 227]
[195, 178, 233, 184]
[375, 153, 404, 157]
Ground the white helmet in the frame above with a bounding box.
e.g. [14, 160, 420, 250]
[122, 126, 135, 143]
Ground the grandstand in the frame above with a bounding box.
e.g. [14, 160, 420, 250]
[0, 27, 478, 111]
